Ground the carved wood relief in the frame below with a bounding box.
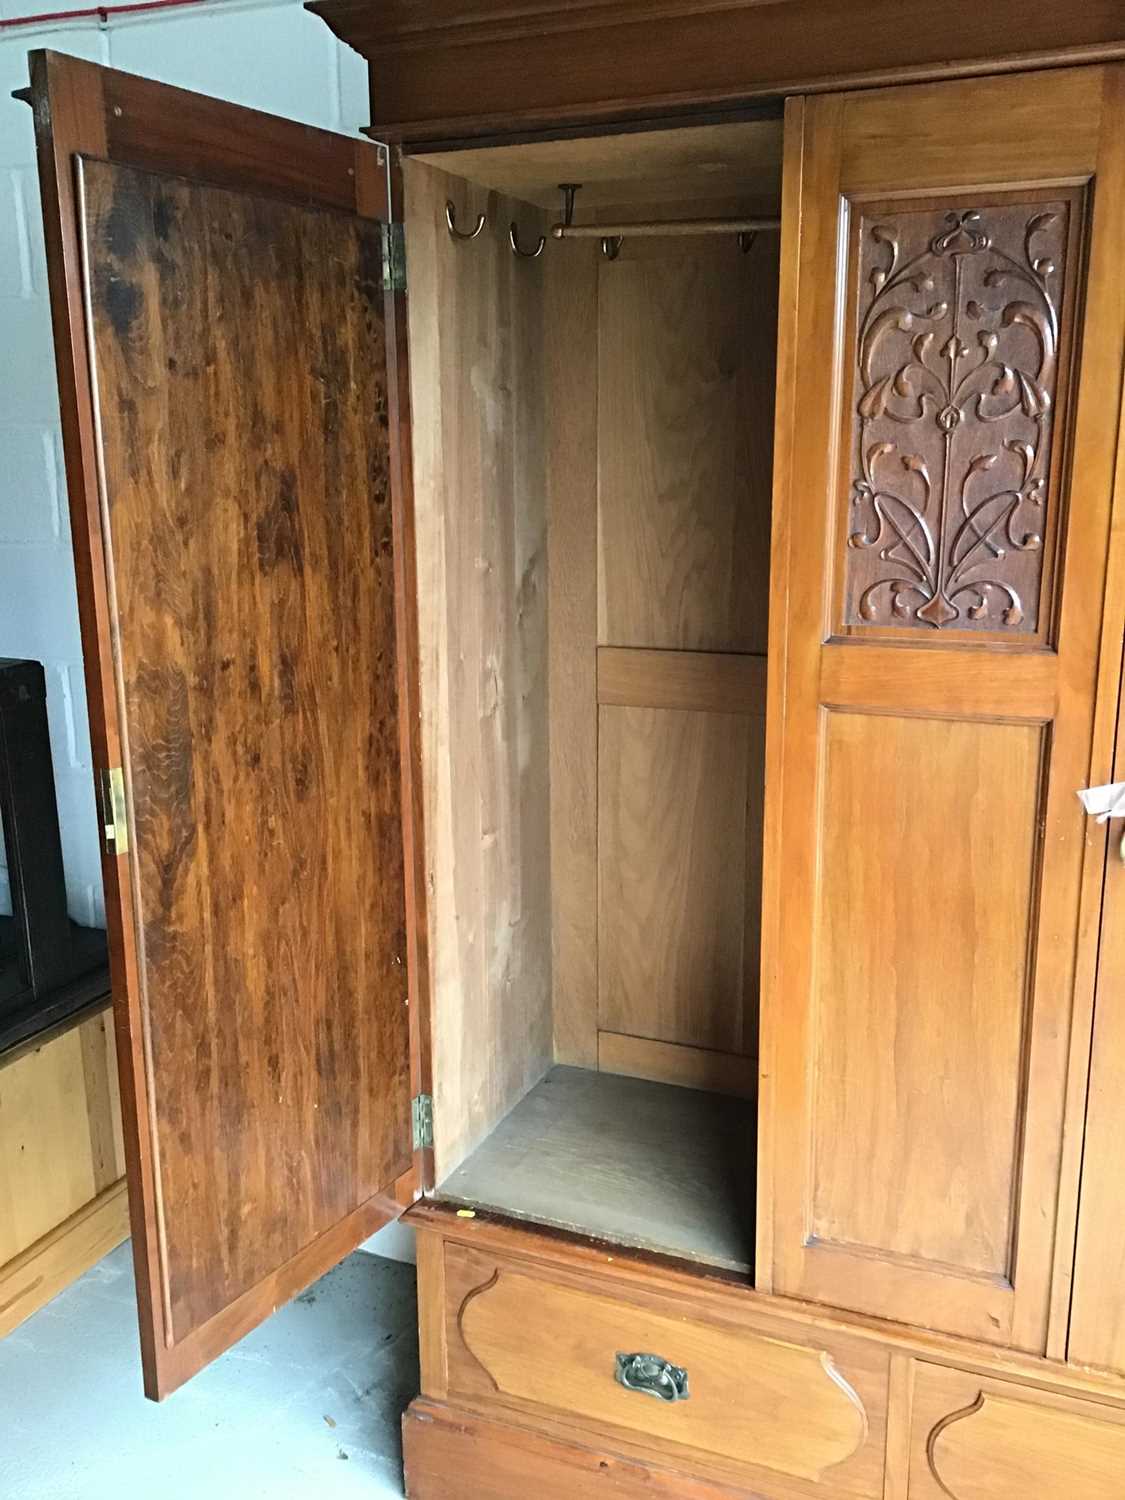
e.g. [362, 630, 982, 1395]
[841, 194, 1081, 636]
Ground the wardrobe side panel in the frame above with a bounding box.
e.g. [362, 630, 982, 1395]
[405, 161, 553, 1180]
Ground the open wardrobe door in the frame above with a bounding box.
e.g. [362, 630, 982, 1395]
[26, 50, 428, 1398]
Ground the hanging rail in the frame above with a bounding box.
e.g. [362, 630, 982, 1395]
[551, 215, 780, 242]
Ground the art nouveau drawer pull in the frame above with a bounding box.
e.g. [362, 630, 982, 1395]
[615, 1352, 690, 1403]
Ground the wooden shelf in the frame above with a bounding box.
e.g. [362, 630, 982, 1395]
[436, 1066, 755, 1273]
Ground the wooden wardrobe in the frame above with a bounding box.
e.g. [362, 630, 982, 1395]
[24, 5, 1125, 1495]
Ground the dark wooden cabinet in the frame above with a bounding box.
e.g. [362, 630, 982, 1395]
[27, 7, 1125, 1495]
[0, 658, 109, 1056]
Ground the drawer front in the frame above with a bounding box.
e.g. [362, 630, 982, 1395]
[442, 1243, 889, 1498]
[907, 1362, 1125, 1499]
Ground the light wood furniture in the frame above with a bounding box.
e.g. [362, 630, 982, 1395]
[0, 1008, 127, 1337]
[22, 8, 1125, 1496]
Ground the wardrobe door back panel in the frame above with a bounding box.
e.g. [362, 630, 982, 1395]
[31, 50, 424, 1397]
[760, 66, 1125, 1351]
[84, 157, 414, 1334]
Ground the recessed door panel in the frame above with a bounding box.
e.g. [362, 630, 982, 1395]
[760, 66, 1125, 1349]
[811, 711, 1042, 1279]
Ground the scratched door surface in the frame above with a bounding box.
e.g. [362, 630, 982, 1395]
[31, 50, 423, 1397]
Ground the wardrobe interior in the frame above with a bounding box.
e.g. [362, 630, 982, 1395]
[403, 116, 783, 1274]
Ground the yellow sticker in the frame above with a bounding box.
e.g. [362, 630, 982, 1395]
[455, 1208, 476, 1219]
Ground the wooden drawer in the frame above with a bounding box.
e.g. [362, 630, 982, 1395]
[435, 1241, 889, 1498]
[906, 1362, 1125, 1499]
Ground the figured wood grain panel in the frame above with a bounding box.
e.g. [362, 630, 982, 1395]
[452, 1259, 877, 1489]
[598, 706, 755, 1057]
[812, 712, 1042, 1276]
[907, 1362, 1125, 1500]
[404, 162, 553, 1178]
[78, 1008, 124, 1195]
[597, 236, 776, 653]
[81, 158, 412, 1342]
[761, 66, 1125, 1350]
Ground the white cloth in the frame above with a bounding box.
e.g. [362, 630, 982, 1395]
[1078, 782, 1125, 858]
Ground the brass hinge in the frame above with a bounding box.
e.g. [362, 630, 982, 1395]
[412, 1092, 433, 1151]
[98, 766, 129, 856]
[382, 221, 406, 293]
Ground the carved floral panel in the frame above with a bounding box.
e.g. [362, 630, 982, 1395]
[841, 196, 1079, 634]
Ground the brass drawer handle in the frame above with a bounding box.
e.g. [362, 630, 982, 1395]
[615, 1352, 690, 1403]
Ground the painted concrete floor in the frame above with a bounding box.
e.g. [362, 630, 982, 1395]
[0, 1243, 419, 1499]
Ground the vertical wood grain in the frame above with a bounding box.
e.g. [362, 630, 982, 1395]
[589, 229, 777, 1076]
[79, 1008, 124, 1194]
[598, 706, 754, 1056]
[1052, 65, 1125, 1371]
[405, 162, 553, 1181]
[82, 158, 412, 1343]
[597, 237, 777, 653]
[1067, 149, 1125, 1361]
[883, 1353, 916, 1500]
[416, 1227, 450, 1399]
[0, 1010, 124, 1265]
[756, 94, 808, 1294]
[32, 50, 423, 1400]
[376, 150, 436, 1195]
[546, 238, 600, 1068]
[812, 713, 1042, 1275]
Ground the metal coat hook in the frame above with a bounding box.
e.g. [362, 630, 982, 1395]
[509, 222, 546, 258]
[601, 235, 623, 261]
[445, 199, 486, 240]
[737, 230, 758, 254]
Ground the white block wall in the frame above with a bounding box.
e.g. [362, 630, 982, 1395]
[0, 0, 371, 925]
